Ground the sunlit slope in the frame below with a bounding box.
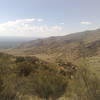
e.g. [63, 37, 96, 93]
[7, 29, 100, 62]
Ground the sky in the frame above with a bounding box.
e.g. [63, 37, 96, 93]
[0, 0, 100, 37]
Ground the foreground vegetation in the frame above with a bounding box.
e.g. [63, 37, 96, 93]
[0, 53, 99, 100]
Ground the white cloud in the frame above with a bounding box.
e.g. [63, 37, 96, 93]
[60, 23, 64, 25]
[80, 21, 92, 25]
[0, 18, 62, 37]
[37, 18, 44, 22]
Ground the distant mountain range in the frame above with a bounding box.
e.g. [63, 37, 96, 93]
[7, 29, 100, 62]
[0, 37, 38, 50]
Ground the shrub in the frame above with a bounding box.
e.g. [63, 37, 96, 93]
[31, 71, 68, 100]
[16, 62, 35, 77]
[15, 57, 25, 63]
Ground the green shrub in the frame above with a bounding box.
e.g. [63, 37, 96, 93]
[15, 57, 25, 63]
[31, 71, 68, 100]
[16, 62, 36, 77]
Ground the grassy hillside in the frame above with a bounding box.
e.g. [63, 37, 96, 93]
[0, 52, 99, 100]
[2, 29, 100, 100]
[6, 29, 100, 77]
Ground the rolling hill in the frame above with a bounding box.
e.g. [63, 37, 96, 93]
[5, 28, 100, 80]
[2, 29, 100, 100]
[7, 29, 100, 62]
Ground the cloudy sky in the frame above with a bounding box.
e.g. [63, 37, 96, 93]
[0, 0, 100, 37]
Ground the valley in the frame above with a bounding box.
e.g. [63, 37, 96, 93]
[0, 29, 100, 100]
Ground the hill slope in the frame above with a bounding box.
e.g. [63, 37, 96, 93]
[7, 29, 100, 62]
[0, 52, 99, 100]
[6, 29, 100, 80]
[3, 29, 100, 100]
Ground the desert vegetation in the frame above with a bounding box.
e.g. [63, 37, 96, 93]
[0, 53, 68, 100]
[0, 52, 99, 100]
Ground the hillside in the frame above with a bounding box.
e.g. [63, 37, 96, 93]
[7, 29, 100, 62]
[6, 29, 100, 80]
[0, 53, 99, 100]
[2, 29, 100, 100]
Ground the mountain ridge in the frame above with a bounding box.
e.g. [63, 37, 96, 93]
[6, 28, 100, 62]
